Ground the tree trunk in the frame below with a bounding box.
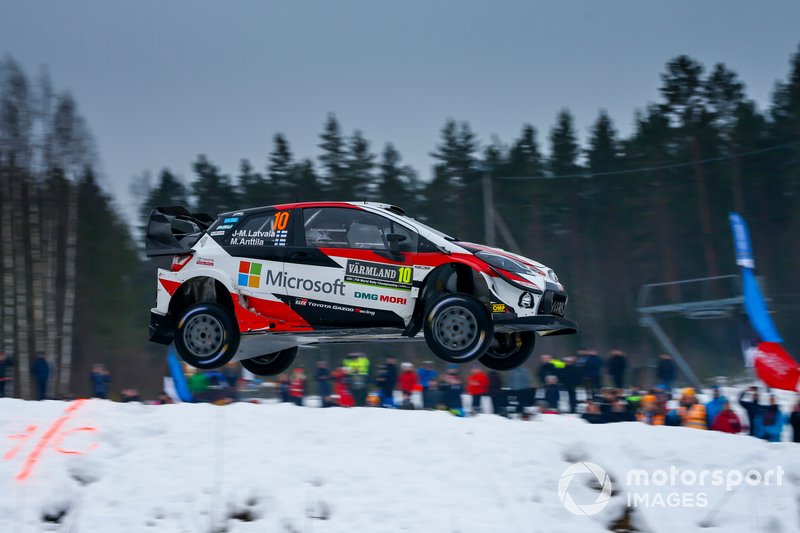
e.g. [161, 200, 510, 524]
[43, 179, 59, 394]
[1, 169, 17, 397]
[29, 185, 47, 389]
[12, 175, 31, 399]
[58, 180, 78, 396]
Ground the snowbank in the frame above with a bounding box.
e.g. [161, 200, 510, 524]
[1, 398, 797, 532]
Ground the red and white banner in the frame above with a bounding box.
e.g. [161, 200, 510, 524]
[752, 342, 800, 391]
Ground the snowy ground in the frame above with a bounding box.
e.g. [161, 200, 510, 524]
[1, 399, 798, 533]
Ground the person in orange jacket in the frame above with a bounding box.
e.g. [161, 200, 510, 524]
[467, 366, 490, 414]
[711, 400, 742, 434]
[679, 387, 707, 430]
[289, 367, 306, 406]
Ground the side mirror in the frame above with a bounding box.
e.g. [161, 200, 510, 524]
[386, 233, 407, 253]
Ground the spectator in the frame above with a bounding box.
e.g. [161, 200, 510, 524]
[507, 365, 533, 416]
[711, 400, 742, 434]
[188, 370, 210, 401]
[222, 362, 241, 389]
[704, 386, 725, 428]
[277, 373, 291, 403]
[383, 357, 398, 406]
[89, 363, 112, 399]
[608, 398, 636, 422]
[738, 386, 764, 437]
[582, 400, 605, 424]
[790, 401, 800, 443]
[561, 356, 580, 413]
[637, 394, 664, 425]
[488, 370, 505, 416]
[679, 388, 707, 430]
[466, 366, 490, 414]
[583, 350, 603, 396]
[344, 352, 370, 406]
[543, 375, 561, 411]
[30, 351, 50, 400]
[315, 361, 332, 407]
[664, 400, 682, 427]
[289, 368, 306, 406]
[761, 395, 784, 442]
[0, 350, 14, 398]
[444, 371, 464, 416]
[607, 350, 627, 389]
[332, 366, 355, 407]
[537, 354, 557, 386]
[417, 361, 437, 408]
[121, 388, 140, 402]
[655, 354, 675, 393]
[398, 362, 418, 397]
[374, 364, 394, 407]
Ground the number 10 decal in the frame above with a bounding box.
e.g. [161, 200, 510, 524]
[398, 267, 412, 284]
[274, 211, 289, 230]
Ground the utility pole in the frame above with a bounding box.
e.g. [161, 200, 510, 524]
[482, 172, 495, 246]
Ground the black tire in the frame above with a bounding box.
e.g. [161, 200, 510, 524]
[479, 332, 536, 371]
[423, 293, 493, 363]
[174, 302, 240, 369]
[240, 348, 297, 377]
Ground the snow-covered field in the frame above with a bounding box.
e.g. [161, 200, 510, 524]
[1, 398, 798, 533]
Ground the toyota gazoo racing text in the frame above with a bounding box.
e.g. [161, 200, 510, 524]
[146, 202, 577, 376]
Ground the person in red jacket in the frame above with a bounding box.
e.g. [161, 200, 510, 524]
[467, 367, 490, 414]
[398, 362, 418, 397]
[711, 400, 742, 434]
[289, 367, 306, 406]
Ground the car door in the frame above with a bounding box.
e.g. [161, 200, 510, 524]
[284, 206, 416, 329]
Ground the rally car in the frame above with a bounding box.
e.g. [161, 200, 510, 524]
[146, 202, 577, 376]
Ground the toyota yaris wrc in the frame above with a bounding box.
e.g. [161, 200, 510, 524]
[146, 202, 577, 376]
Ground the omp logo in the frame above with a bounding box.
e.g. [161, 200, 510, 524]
[238, 261, 262, 288]
[354, 291, 408, 305]
[558, 462, 612, 516]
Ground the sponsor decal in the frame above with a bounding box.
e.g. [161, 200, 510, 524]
[233, 212, 244, 216]
[294, 298, 375, 316]
[209, 230, 226, 236]
[229, 229, 288, 246]
[238, 261, 262, 288]
[264, 270, 345, 296]
[198, 235, 208, 247]
[355, 291, 408, 305]
[216, 224, 234, 230]
[196, 257, 214, 267]
[491, 303, 507, 313]
[223, 217, 239, 224]
[345, 260, 413, 291]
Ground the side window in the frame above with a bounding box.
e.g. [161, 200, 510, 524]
[224, 210, 291, 247]
[302, 207, 417, 252]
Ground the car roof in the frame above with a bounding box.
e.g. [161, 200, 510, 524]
[217, 201, 406, 219]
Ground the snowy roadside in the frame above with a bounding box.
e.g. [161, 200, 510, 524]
[1, 399, 798, 533]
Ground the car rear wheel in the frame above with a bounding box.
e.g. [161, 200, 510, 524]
[479, 332, 536, 371]
[240, 348, 297, 376]
[423, 293, 493, 363]
[174, 302, 239, 369]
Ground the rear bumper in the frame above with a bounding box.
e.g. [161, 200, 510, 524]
[149, 311, 174, 345]
[493, 314, 578, 336]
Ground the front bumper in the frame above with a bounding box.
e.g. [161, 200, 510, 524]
[149, 311, 174, 345]
[493, 314, 578, 336]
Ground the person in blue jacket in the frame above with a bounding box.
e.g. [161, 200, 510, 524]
[760, 395, 785, 442]
[417, 361, 437, 408]
[705, 386, 726, 428]
[89, 363, 112, 399]
[30, 352, 50, 400]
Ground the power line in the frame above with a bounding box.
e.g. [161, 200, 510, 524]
[494, 139, 800, 181]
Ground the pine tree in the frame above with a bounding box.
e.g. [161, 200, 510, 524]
[237, 158, 269, 207]
[378, 143, 416, 209]
[290, 159, 321, 202]
[139, 169, 188, 228]
[347, 130, 375, 200]
[586, 111, 621, 174]
[547, 109, 581, 177]
[318, 114, 348, 197]
[268, 133, 294, 203]
[191, 154, 237, 215]
[508, 124, 544, 178]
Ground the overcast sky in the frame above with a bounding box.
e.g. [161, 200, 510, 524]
[2, 1, 799, 212]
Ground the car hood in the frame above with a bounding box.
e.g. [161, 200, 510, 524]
[454, 241, 563, 290]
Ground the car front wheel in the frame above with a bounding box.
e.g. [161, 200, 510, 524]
[174, 302, 240, 369]
[479, 332, 536, 371]
[423, 293, 493, 363]
[240, 348, 297, 376]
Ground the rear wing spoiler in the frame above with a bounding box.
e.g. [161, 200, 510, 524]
[145, 206, 215, 257]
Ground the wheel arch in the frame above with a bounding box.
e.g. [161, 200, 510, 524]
[167, 275, 236, 324]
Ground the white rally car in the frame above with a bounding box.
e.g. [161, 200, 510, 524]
[146, 202, 577, 376]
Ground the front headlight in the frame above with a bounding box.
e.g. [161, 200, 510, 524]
[475, 251, 532, 274]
